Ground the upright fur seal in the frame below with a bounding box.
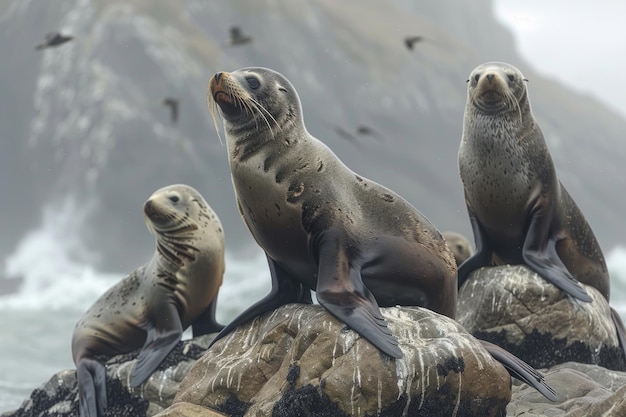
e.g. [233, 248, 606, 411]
[205, 67, 556, 400]
[71, 184, 225, 417]
[207, 67, 457, 359]
[458, 62, 626, 352]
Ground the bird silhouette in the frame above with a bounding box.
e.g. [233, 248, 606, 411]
[334, 125, 382, 144]
[404, 36, 426, 50]
[161, 98, 179, 125]
[35, 32, 74, 50]
[227, 26, 253, 46]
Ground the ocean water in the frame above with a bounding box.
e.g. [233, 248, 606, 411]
[0, 202, 625, 412]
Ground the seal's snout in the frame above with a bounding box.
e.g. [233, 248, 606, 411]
[214, 72, 222, 84]
[144, 198, 155, 217]
[486, 73, 495, 83]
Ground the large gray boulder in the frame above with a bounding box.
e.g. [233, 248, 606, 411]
[160, 304, 512, 417]
[457, 265, 626, 371]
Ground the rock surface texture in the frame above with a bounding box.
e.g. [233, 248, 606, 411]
[5, 303, 626, 416]
[457, 265, 626, 371]
[1, 335, 216, 417]
[162, 304, 512, 417]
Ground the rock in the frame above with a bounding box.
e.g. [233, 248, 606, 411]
[1, 334, 216, 417]
[161, 304, 512, 417]
[508, 362, 626, 416]
[457, 265, 626, 371]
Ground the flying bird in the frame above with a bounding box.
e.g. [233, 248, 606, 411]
[227, 26, 253, 46]
[161, 98, 179, 125]
[334, 125, 382, 144]
[35, 32, 74, 50]
[404, 36, 426, 50]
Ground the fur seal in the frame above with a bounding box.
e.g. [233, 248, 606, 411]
[71, 184, 225, 417]
[206, 67, 556, 401]
[207, 67, 457, 359]
[458, 62, 626, 352]
[442, 231, 474, 266]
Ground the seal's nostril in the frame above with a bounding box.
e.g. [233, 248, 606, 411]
[486, 74, 494, 82]
[215, 72, 222, 84]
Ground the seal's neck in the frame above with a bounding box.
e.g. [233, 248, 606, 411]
[225, 118, 304, 163]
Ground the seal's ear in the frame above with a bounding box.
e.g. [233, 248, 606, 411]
[523, 78, 529, 82]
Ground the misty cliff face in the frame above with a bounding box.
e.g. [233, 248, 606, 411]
[1, 0, 625, 273]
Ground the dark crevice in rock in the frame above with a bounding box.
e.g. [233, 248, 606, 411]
[436, 356, 465, 376]
[475, 329, 626, 371]
[214, 395, 250, 417]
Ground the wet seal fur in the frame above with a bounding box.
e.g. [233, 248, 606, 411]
[206, 67, 457, 359]
[457, 61, 626, 355]
[71, 184, 225, 417]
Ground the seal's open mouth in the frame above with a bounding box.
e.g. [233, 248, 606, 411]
[209, 73, 243, 117]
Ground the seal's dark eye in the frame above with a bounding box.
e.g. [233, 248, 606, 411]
[168, 195, 179, 203]
[246, 76, 260, 89]
[507, 74, 515, 82]
[474, 74, 480, 82]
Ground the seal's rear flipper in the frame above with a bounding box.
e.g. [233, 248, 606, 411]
[209, 255, 310, 348]
[480, 340, 557, 401]
[523, 214, 592, 302]
[191, 297, 224, 337]
[76, 358, 107, 417]
[610, 307, 626, 358]
[130, 302, 183, 387]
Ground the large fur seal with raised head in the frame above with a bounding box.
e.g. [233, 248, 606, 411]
[207, 67, 457, 359]
[71, 184, 225, 417]
[457, 61, 626, 352]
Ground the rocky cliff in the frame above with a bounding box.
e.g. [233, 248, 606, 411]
[1, 0, 625, 273]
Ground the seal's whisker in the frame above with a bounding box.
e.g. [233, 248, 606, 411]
[206, 84, 224, 146]
[248, 96, 280, 132]
[246, 99, 274, 138]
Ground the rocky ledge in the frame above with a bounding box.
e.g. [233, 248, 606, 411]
[457, 265, 626, 371]
[4, 291, 626, 416]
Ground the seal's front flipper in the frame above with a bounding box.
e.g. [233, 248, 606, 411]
[130, 302, 183, 387]
[522, 210, 591, 302]
[458, 206, 492, 289]
[191, 297, 224, 337]
[76, 358, 107, 417]
[610, 307, 626, 358]
[480, 340, 557, 401]
[315, 232, 402, 359]
[209, 255, 307, 348]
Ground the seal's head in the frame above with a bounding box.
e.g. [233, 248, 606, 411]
[466, 62, 529, 119]
[143, 184, 211, 266]
[207, 67, 304, 137]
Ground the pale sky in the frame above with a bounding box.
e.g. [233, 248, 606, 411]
[495, 0, 626, 118]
